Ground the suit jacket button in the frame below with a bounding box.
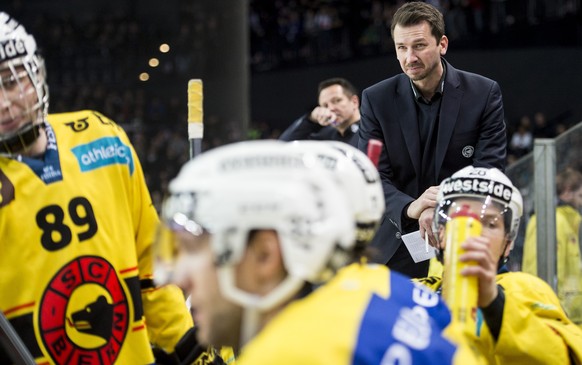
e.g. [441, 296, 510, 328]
[395, 232, 401, 240]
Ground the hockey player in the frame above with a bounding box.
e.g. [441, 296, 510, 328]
[418, 166, 582, 364]
[157, 140, 485, 364]
[522, 167, 582, 328]
[0, 12, 201, 364]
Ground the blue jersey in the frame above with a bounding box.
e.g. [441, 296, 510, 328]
[237, 263, 481, 364]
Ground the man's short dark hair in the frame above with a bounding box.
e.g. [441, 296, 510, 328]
[390, 1, 445, 43]
[318, 77, 359, 98]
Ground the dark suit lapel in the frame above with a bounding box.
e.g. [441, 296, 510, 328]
[435, 63, 462, 176]
[395, 76, 421, 177]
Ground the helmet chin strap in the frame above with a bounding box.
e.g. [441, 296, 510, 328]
[497, 238, 512, 270]
[0, 122, 43, 155]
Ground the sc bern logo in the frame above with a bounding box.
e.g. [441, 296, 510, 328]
[39, 256, 129, 364]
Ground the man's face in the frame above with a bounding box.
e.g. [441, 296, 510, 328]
[440, 198, 510, 262]
[173, 231, 242, 349]
[393, 21, 447, 82]
[318, 84, 359, 125]
[0, 64, 39, 136]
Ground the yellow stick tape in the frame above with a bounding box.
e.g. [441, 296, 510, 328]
[188, 79, 203, 139]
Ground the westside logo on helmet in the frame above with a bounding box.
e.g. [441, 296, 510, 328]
[0, 39, 26, 62]
[71, 137, 134, 174]
[441, 177, 512, 203]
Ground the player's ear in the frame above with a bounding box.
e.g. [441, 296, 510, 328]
[439, 35, 448, 56]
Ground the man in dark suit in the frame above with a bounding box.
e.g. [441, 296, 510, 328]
[280, 77, 360, 147]
[358, 2, 507, 278]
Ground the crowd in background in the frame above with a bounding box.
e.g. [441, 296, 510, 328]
[249, 0, 581, 71]
[5, 0, 581, 210]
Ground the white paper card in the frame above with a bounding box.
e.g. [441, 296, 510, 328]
[401, 230, 436, 263]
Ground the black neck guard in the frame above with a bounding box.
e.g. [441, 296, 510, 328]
[0, 123, 42, 155]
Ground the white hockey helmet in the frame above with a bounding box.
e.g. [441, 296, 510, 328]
[0, 12, 48, 155]
[285, 141, 385, 246]
[433, 166, 523, 249]
[159, 140, 356, 311]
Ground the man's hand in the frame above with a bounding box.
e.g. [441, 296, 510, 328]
[406, 186, 439, 220]
[458, 236, 499, 308]
[418, 208, 437, 247]
[309, 106, 338, 126]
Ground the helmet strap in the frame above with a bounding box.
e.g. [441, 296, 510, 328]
[497, 238, 512, 271]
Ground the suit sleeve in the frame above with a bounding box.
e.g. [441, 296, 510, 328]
[128, 136, 194, 353]
[472, 81, 507, 171]
[358, 88, 415, 232]
[279, 115, 323, 141]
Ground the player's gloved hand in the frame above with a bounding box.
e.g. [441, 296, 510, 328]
[153, 326, 226, 365]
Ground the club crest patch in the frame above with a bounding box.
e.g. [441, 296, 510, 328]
[38, 256, 129, 364]
[462, 146, 474, 158]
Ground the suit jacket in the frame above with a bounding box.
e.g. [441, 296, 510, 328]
[358, 58, 507, 264]
[279, 114, 360, 147]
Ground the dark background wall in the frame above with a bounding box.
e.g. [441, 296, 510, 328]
[5, 0, 582, 205]
[251, 47, 582, 131]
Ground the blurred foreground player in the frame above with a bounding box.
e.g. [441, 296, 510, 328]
[156, 140, 485, 364]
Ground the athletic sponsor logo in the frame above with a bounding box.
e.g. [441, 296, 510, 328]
[39, 256, 129, 364]
[0, 39, 26, 62]
[441, 177, 512, 203]
[71, 137, 134, 174]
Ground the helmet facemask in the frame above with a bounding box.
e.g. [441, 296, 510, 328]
[0, 12, 49, 156]
[433, 166, 523, 268]
[434, 197, 514, 266]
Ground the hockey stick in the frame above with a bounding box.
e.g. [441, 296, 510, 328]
[0, 310, 35, 365]
[188, 79, 204, 159]
[366, 139, 383, 168]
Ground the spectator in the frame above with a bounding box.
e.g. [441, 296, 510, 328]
[509, 114, 533, 157]
[533, 111, 554, 138]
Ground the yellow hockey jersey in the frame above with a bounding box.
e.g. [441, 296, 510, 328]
[417, 272, 582, 364]
[0, 111, 192, 364]
[236, 264, 483, 365]
[522, 205, 582, 326]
